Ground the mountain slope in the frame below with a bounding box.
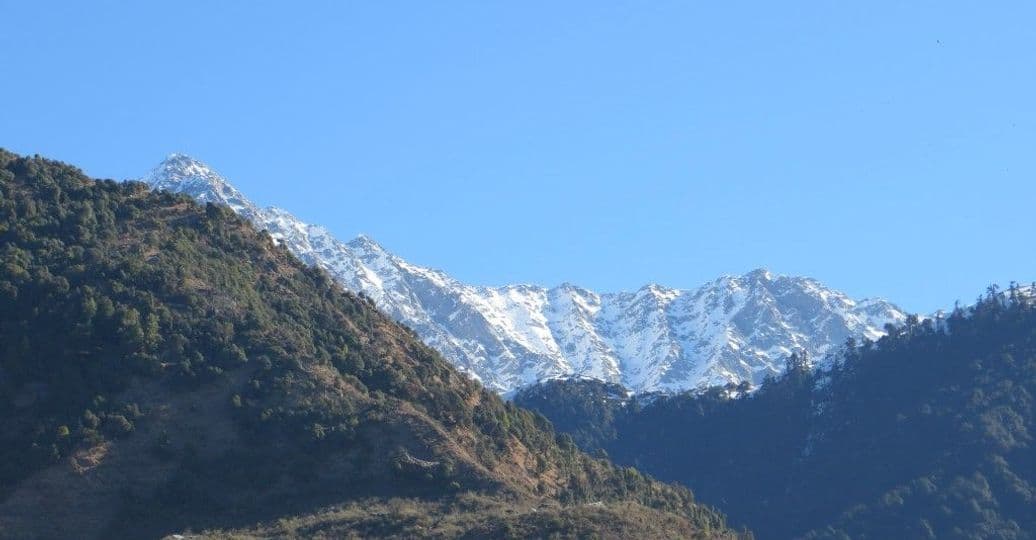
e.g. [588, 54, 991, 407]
[144, 155, 906, 394]
[518, 289, 1036, 538]
[0, 150, 737, 539]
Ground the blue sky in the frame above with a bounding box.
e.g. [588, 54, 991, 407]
[2, 2, 1034, 313]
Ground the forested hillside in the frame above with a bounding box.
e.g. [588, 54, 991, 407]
[518, 289, 1036, 539]
[0, 150, 737, 539]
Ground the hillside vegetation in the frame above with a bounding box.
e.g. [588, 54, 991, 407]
[0, 150, 737, 539]
[518, 288, 1036, 539]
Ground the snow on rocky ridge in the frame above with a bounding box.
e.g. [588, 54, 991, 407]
[142, 154, 908, 394]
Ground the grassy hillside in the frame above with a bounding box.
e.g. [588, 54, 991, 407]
[519, 289, 1036, 539]
[0, 150, 738, 539]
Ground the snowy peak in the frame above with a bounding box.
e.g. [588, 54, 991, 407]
[143, 155, 910, 394]
[347, 234, 392, 257]
[144, 154, 258, 217]
[151, 153, 210, 178]
[744, 267, 773, 281]
[145, 154, 222, 196]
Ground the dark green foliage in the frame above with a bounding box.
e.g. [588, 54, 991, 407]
[0, 150, 736, 539]
[520, 286, 1036, 538]
[513, 378, 631, 452]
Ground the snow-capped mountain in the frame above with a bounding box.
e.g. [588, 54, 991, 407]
[143, 154, 908, 394]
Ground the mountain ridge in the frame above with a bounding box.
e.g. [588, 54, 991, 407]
[515, 286, 1036, 538]
[0, 149, 737, 538]
[143, 154, 908, 394]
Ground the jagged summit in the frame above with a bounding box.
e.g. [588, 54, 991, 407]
[744, 267, 773, 280]
[161, 152, 202, 166]
[347, 233, 389, 253]
[144, 155, 908, 394]
[143, 154, 257, 216]
[147, 153, 219, 185]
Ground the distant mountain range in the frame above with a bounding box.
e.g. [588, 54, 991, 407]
[144, 154, 907, 394]
[513, 287, 1036, 538]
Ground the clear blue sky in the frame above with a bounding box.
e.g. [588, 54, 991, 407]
[2, 2, 1034, 313]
